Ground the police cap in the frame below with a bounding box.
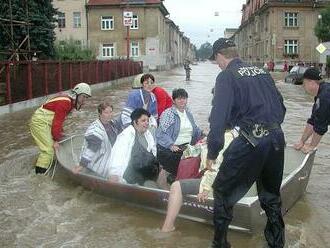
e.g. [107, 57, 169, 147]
[303, 67, 322, 81]
[209, 38, 236, 60]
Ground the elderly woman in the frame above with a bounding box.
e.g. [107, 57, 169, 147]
[108, 108, 158, 186]
[73, 101, 120, 177]
[156, 88, 203, 183]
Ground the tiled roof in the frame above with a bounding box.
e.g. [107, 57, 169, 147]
[87, 0, 162, 6]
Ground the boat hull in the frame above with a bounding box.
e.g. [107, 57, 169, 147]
[56, 135, 315, 233]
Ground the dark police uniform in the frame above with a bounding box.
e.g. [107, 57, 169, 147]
[307, 82, 330, 136]
[207, 58, 286, 248]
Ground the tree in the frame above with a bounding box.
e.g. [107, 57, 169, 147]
[0, 0, 57, 60]
[314, 6, 330, 42]
[196, 42, 213, 60]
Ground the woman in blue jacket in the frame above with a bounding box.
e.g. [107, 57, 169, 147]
[156, 88, 203, 183]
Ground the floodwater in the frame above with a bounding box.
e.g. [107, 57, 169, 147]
[1, 62, 330, 247]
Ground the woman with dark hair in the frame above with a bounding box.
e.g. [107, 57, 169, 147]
[120, 74, 158, 129]
[156, 88, 204, 183]
[108, 108, 158, 185]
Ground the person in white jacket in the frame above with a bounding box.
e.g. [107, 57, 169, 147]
[108, 108, 157, 184]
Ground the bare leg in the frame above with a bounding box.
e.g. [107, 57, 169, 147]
[161, 181, 183, 232]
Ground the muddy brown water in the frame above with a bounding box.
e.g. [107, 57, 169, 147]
[1, 62, 329, 247]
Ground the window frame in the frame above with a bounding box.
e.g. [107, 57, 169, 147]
[73, 12, 81, 28]
[58, 12, 66, 28]
[130, 15, 139, 29]
[284, 12, 298, 27]
[284, 39, 298, 55]
[102, 43, 115, 58]
[130, 41, 139, 57]
[101, 16, 114, 30]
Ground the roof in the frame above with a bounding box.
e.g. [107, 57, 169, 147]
[87, 0, 169, 15]
[87, 0, 162, 6]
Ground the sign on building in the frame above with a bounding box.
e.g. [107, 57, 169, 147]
[123, 11, 133, 26]
[316, 43, 327, 54]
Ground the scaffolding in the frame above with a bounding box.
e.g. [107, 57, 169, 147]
[0, 0, 36, 62]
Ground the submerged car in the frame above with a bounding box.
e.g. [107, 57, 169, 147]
[285, 65, 308, 85]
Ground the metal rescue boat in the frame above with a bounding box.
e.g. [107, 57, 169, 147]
[56, 135, 315, 233]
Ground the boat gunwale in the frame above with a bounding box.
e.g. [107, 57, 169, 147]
[57, 135, 315, 208]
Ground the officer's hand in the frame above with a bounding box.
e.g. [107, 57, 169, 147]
[197, 190, 210, 203]
[293, 141, 304, 150]
[206, 159, 216, 172]
[301, 144, 316, 154]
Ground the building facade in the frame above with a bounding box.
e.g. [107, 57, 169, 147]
[235, 0, 330, 66]
[53, 0, 88, 47]
[86, 0, 194, 70]
[224, 28, 238, 39]
[52, 0, 195, 70]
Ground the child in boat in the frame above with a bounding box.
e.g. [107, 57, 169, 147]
[161, 131, 235, 232]
[72, 101, 120, 177]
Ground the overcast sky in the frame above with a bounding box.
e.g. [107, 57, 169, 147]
[163, 0, 246, 48]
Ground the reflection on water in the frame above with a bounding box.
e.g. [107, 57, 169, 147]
[1, 62, 330, 247]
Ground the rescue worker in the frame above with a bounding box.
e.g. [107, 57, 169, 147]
[183, 60, 191, 81]
[207, 38, 286, 248]
[294, 67, 330, 154]
[30, 83, 91, 174]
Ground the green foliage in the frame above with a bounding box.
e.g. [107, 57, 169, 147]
[314, 6, 330, 42]
[196, 42, 213, 60]
[54, 40, 95, 61]
[327, 56, 330, 67]
[0, 0, 56, 60]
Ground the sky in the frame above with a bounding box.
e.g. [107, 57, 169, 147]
[163, 0, 246, 48]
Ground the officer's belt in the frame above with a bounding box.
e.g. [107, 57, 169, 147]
[239, 123, 281, 147]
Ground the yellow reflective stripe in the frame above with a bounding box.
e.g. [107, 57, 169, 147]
[45, 96, 71, 104]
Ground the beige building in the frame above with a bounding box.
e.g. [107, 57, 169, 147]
[87, 0, 170, 70]
[53, 0, 88, 47]
[235, 0, 330, 66]
[52, 0, 195, 70]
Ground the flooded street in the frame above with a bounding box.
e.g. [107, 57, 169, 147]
[1, 62, 330, 247]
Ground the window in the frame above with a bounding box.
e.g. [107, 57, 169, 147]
[284, 12, 298, 27]
[101, 16, 114, 30]
[73, 12, 81, 28]
[130, 42, 139, 57]
[284, 40, 298, 55]
[58, 12, 65, 28]
[130, 15, 138, 29]
[102, 44, 115, 58]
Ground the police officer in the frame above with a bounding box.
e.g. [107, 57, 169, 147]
[207, 38, 286, 248]
[294, 67, 330, 154]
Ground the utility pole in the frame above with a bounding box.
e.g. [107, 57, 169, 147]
[123, 1, 132, 60]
